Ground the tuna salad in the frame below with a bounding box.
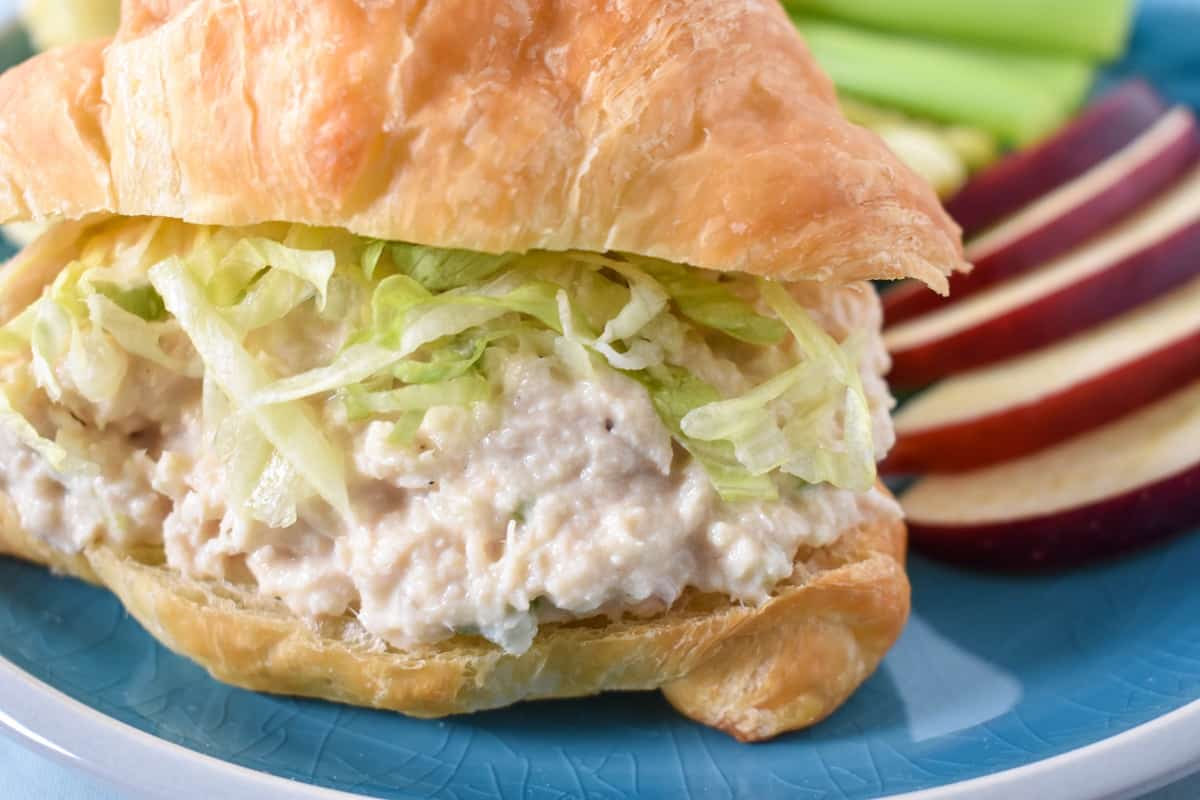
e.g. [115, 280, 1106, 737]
[0, 217, 897, 653]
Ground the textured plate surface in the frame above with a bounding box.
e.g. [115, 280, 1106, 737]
[4, 539, 1200, 800]
[3, 1, 1200, 798]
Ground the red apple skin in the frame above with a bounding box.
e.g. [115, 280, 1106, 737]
[947, 81, 1169, 237]
[907, 463, 1200, 569]
[884, 114, 1200, 326]
[888, 220, 1200, 388]
[884, 327, 1200, 474]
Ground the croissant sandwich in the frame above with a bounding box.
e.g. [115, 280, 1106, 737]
[0, 0, 966, 741]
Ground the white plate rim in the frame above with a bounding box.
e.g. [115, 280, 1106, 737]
[0, 653, 1197, 800]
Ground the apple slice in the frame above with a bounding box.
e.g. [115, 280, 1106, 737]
[947, 81, 1169, 237]
[885, 163, 1200, 388]
[885, 275, 1200, 473]
[884, 105, 1199, 325]
[902, 378, 1200, 568]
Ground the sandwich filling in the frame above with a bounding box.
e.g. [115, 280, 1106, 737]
[0, 217, 896, 653]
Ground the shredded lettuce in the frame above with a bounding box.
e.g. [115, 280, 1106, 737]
[211, 238, 337, 309]
[203, 377, 307, 528]
[64, 318, 128, 405]
[150, 257, 352, 520]
[89, 282, 167, 321]
[391, 244, 514, 291]
[590, 258, 669, 345]
[392, 331, 508, 384]
[556, 289, 663, 371]
[250, 279, 563, 406]
[18, 251, 191, 405]
[0, 387, 96, 476]
[86, 294, 196, 375]
[222, 270, 315, 332]
[29, 297, 70, 401]
[387, 411, 427, 446]
[632, 258, 788, 345]
[0, 216, 880, 521]
[680, 281, 876, 492]
[245, 451, 305, 529]
[629, 367, 778, 502]
[20, 260, 101, 401]
[396, 281, 563, 352]
[361, 240, 387, 281]
[247, 341, 401, 408]
[369, 274, 433, 342]
[214, 407, 272, 513]
[342, 374, 489, 421]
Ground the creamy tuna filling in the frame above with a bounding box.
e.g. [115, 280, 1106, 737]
[0, 218, 897, 653]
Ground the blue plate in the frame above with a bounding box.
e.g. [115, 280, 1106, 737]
[4, 542, 1200, 800]
[3, 2, 1200, 798]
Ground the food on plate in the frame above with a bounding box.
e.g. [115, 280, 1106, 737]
[884, 103, 1198, 325]
[21, 0, 120, 51]
[946, 81, 1170, 238]
[886, 164, 1200, 387]
[882, 79, 1200, 571]
[903, 378, 1200, 568]
[0, 0, 968, 741]
[789, 16, 1094, 146]
[887, 275, 1200, 473]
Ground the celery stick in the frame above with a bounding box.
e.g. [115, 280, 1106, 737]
[783, 0, 1134, 59]
[795, 18, 1094, 145]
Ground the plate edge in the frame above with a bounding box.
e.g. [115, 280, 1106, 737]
[1, 653, 1198, 800]
[0, 655, 379, 800]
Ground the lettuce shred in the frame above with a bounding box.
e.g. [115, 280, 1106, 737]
[0, 217, 877, 515]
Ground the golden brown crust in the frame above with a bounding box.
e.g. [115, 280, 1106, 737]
[662, 509, 908, 740]
[0, 489, 907, 742]
[0, 0, 965, 290]
[0, 42, 112, 221]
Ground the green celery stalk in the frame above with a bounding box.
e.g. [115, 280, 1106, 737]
[794, 17, 1094, 146]
[783, 0, 1134, 59]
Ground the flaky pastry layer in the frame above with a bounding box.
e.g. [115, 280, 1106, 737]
[0, 0, 965, 291]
